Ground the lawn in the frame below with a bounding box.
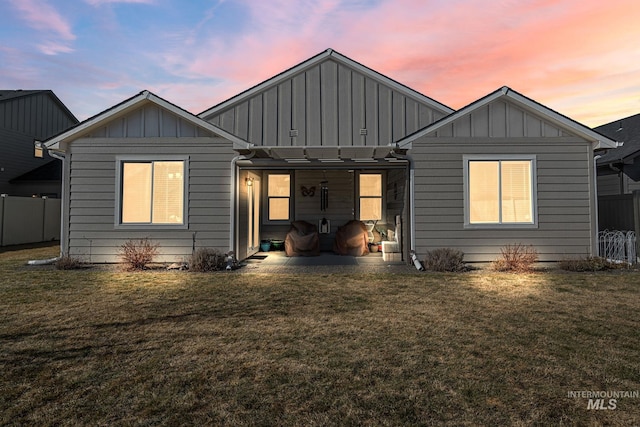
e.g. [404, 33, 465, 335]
[1, 246, 639, 426]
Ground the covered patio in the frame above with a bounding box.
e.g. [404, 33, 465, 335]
[239, 249, 413, 274]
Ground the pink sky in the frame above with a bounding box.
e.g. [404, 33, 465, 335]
[2, 0, 640, 126]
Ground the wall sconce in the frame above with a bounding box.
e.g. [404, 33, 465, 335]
[246, 177, 253, 187]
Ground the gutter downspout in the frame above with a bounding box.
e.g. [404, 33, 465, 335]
[49, 150, 66, 258]
[594, 154, 602, 257]
[390, 149, 424, 270]
[28, 145, 65, 265]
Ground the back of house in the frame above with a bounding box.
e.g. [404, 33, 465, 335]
[44, 49, 617, 264]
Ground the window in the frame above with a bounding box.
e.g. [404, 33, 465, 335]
[358, 173, 383, 221]
[118, 159, 186, 225]
[464, 156, 536, 227]
[267, 174, 290, 221]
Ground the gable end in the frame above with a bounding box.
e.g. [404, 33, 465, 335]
[85, 104, 216, 138]
[426, 99, 574, 139]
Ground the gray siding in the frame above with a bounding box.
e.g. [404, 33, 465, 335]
[206, 59, 442, 147]
[66, 137, 236, 263]
[597, 173, 640, 196]
[597, 174, 623, 196]
[411, 139, 594, 262]
[411, 99, 597, 262]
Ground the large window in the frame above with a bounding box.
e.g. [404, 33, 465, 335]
[267, 173, 291, 221]
[358, 173, 383, 221]
[464, 156, 536, 227]
[119, 159, 186, 225]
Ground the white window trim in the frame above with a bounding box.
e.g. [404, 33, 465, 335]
[356, 171, 386, 222]
[463, 155, 538, 229]
[264, 172, 293, 224]
[115, 155, 189, 229]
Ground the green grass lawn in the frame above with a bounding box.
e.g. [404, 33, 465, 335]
[1, 246, 639, 426]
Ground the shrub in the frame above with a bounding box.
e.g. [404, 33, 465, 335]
[189, 248, 227, 272]
[118, 238, 159, 270]
[492, 243, 538, 272]
[559, 256, 619, 272]
[55, 255, 84, 270]
[423, 248, 467, 272]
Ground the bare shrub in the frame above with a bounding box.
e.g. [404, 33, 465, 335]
[118, 238, 159, 270]
[55, 255, 84, 270]
[189, 248, 227, 272]
[492, 243, 538, 272]
[423, 248, 467, 272]
[559, 256, 619, 272]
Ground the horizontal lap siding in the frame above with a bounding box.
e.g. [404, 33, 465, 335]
[67, 137, 235, 262]
[411, 138, 594, 262]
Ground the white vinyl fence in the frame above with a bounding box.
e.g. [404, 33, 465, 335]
[0, 195, 60, 246]
[598, 230, 637, 265]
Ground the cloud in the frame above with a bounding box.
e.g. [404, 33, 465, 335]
[22, 0, 636, 126]
[84, 0, 156, 5]
[8, 0, 75, 54]
[37, 41, 76, 56]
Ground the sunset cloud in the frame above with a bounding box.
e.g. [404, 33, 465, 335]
[1, 0, 638, 125]
[84, 0, 156, 5]
[7, 0, 75, 54]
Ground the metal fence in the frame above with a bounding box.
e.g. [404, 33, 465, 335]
[0, 195, 60, 246]
[598, 230, 637, 265]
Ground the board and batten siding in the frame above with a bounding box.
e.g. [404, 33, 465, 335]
[0, 91, 78, 196]
[66, 137, 236, 263]
[206, 59, 445, 147]
[0, 91, 76, 140]
[409, 99, 597, 262]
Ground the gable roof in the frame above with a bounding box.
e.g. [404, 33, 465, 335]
[44, 90, 250, 151]
[0, 89, 78, 123]
[595, 112, 640, 165]
[397, 86, 620, 150]
[199, 48, 454, 120]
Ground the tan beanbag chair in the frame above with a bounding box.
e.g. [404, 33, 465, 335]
[285, 221, 320, 256]
[333, 220, 370, 256]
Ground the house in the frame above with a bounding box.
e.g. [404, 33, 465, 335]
[595, 113, 640, 234]
[43, 49, 618, 263]
[0, 90, 78, 197]
[596, 113, 640, 196]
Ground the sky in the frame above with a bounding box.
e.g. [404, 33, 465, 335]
[1, 0, 640, 127]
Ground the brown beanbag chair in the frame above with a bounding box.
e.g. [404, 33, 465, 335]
[333, 220, 370, 256]
[285, 221, 320, 256]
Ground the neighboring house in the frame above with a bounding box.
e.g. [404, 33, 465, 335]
[43, 49, 617, 263]
[595, 113, 640, 234]
[595, 113, 640, 196]
[0, 90, 78, 197]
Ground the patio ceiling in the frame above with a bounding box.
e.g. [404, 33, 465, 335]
[243, 146, 405, 164]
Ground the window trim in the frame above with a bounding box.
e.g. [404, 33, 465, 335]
[264, 172, 292, 224]
[115, 155, 189, 229]
[463, 155, 538, 229]
[356, 171, 385, 222]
